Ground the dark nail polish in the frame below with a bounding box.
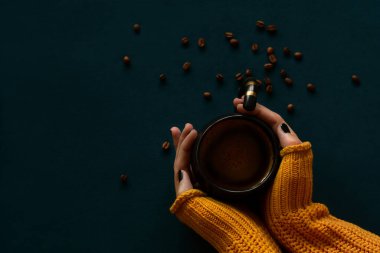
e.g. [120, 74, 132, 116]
[281, 123, 291, 133]
[178, 170, 183, 182]
[243, 79, 258, 111]
[243, 94, 257, 111]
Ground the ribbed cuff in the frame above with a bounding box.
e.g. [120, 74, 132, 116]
[169, 189, 281, 252]
[169, 189, 206, 214]
[280, 141, 312, 157]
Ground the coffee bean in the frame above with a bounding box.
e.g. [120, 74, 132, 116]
[269, 54, 277, 64]
[267, 47, 274, 55]
[352, 75, 360, 85]
[224, 32, 234, 40]
[235, 72, 243, 81]
[283, 47, 291, 56]
[251, 43, 259, 53]
[256, 79, 263, 86]
[287, 104, 295, 113]
[133, 23, 141, 33]
[120, 174, 128, 184]
[181, 36, 190, 46]
[159, 73, 166, 81]
[294, 52, 303, 60]
[216, 73, 224, 82]
[256, 20, 265, 29]
[182, 61, 191, 72]
[198, 38, 206, 48]
[307, 83, 316, 92]
[264, 63, 274, 71]
[266, 85, 273, 94]
[280, 69, 288, 78]
[123, 55, 131, 65]
[229, 38, 239, 47]
[266, 25, 277, 33]
[264, 77, 272, 86]
[284, 77, 293, 86]
[203, 91, 212, 100]
[162, 140, 170, 150]
[245, 68, 252, 77]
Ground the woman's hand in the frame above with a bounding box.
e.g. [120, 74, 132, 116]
[169, 99, 380, 253]
[170, 123, 198, 196]
[169, 123, 281, 253]
[233, 98, 302, 148]
[170, 99, 301, 197]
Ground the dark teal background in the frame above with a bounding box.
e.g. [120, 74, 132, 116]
[1, 0, 380, 252]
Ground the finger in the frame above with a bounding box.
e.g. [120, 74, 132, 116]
[235, 101, 302, 148]
[174, 129, 198, 173]
[275, 122, 302, 147]
[233, 97, 243, 107]
[236, 102, 282, 128]
[176, 170, 193, 196]
[177, 123, 193, 150]
[170, 127, 181, 150]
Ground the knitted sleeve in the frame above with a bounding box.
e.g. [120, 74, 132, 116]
[265, 141, 380, 252]
[170, 189, 281, 253]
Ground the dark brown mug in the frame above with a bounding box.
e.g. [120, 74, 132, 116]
[190, 113, 281, 200]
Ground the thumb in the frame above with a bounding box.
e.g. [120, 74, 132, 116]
[177, 170, 193, 196]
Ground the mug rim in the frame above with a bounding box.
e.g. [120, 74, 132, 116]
[191, 113, 281, 198]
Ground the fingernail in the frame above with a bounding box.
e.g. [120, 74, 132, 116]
[281, 123, 291, 133]
[178, 170, 183, 182]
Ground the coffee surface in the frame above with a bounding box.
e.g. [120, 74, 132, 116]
[199, 118, 273, 191]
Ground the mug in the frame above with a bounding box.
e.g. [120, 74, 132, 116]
[190, 79, 281, 199]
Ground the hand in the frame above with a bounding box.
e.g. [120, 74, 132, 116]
[170, 123, 198, 196]
[233, 98, 302, 147]
[170, 99, 301, 197]
[169, 122, 281, 253]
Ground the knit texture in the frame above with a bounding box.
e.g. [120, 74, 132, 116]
[170, 189, 281, 253]
[170, 142, 380, 252]
[265, 141, 380, 252]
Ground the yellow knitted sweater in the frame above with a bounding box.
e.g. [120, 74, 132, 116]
[170, 142, 380, 252]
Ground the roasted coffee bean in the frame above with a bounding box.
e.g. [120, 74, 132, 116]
[307, 83, 316, 92]
[181, 36, 190, 46]
[287, 104, 295, 113]
[182, 61, 191, 71]
[251, 43, 259, 53]
[120, 174, 128, 183]
[284, 77, 293, 86]
[266, 25, 277, 33]
[133, 23, 141, 33]
[352, 75, 360, 84]
[256, 79, 263, 86]
[229, 38, 239, 47]
[256, 20, 265, 29]
[224, 32, 234, 40]
[162, 140, 170, 150]
[283, 47, 291, 56]
[159, 73, 166, 81]
[235, 72, 243, 81]
[203, 91, 212, 100]
[123, 55, 131, 65]
[294, 52, 303, 60]
[266, 85, 273, 94]
[280, 69, 288, 78]
[245, 68, 253, 77]
[198, 38, 206, 48]
[267, 47, 274, 55]
[264, 77, 272, 86]
[269, 54, 277, 64]
[216, 73, 224, 82]
[264, 63, 274, 71]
